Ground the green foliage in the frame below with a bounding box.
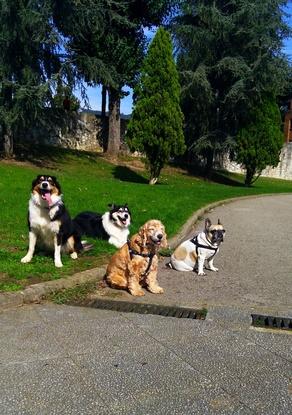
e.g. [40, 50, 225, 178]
[235, 97, 284, 186]
[53, 84, 80, 111]
[126, 28, 185, 183]
[172, 0, 291, 172]
[0, 0, 65, 152]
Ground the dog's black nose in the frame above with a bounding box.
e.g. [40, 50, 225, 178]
[157, 233, 163, 240]
[124, 214, 128, 219]
[42, 182, 48, 188]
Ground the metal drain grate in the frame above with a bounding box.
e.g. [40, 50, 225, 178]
[251, 314, 292, 331]
[88, 299, 207, 320]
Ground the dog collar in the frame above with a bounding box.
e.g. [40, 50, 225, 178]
[190, 235, 218, 253]
[32, 198, 63, 210]
[127, 240, 155, 277]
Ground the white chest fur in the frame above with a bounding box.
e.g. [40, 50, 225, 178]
[28, 198, 61, 249]
[102, 212, 129, 248]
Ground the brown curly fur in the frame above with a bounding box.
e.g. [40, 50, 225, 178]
[106, 219, 167, 296]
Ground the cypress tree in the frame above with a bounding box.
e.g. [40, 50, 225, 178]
[127, 27, 185, 184]
[235, 96, 284, 186]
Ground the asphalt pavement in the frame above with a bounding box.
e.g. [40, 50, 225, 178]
[0, 195, 291, 414]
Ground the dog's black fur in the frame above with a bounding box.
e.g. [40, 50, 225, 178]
[73, 204, 131, 248]
[21, 174, 83, 267]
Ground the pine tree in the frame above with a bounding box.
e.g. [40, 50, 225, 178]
[127, 27, 185, 184]
[172, 0, 290, 174]
[0, 0, 62, 157]
[53, 1, 175, 156]
[235, 96, 284, 186]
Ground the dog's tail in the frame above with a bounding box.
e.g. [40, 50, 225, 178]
[81, 240, 94, 251]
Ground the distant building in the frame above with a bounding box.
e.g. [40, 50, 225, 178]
[283, 99, 292, 143]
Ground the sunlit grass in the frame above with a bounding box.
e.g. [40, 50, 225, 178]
[0, 146, 291, 291]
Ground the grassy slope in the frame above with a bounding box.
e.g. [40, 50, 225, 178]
[0, 147, 291, 291]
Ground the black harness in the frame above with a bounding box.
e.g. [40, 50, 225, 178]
[190, 235, 218, 258]
[127, 240, 155, 277]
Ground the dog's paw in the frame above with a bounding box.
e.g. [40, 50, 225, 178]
[21, 255, 32, 263]
[54, 261, 63, 268]
[148, 285, 164, 294]
[198, 271, 206, 276]
[210, 266, 218, 272]
[70, 252, 78, 260]
[130, 289, 145, 297]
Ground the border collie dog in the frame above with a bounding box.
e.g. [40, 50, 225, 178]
[74, 204, 131, 248]
[21, 175, 83, 268]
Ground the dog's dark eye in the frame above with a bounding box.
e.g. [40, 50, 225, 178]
[210, 230, 216, 234]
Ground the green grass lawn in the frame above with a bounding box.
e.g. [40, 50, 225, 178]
[1, 146, 292, 292]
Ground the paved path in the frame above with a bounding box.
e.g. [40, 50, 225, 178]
[0, 195, 292, 414]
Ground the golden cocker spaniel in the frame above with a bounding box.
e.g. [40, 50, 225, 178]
[106, 219, 167, 296]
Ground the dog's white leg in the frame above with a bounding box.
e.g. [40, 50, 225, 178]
[147, 277, 164, 294]
[197, 254, 206, 276]
[21, 231, 37, 263]
[70, 252, 78, 259]
[207, 257, 218, 272]
[54, 236, 63, 268]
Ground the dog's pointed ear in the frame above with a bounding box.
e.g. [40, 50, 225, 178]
[108, 203, 115, 210]
[205, 218, 212, 230]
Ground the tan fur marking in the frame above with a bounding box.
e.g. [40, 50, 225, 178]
[190, 250, 197, 262]
[174, 246, 188, 261]
[67, 236, 75, 252]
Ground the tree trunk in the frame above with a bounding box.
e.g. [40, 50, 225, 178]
[3, 127, 13, 158]
[149, 177, 158, 185]
[245, 167, 255, 187]
[101, 85, 108, 152]
[204, 148, 214, 176]
[106, 87, 120, 156]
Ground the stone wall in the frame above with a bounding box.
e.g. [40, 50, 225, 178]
[223, 143, 292, 180]
[24, 110, 129, 152]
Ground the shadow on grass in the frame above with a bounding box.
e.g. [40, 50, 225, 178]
[12, 144, 102, 169]
[171, 160, 245, 187]
[113, 165, 149, 184]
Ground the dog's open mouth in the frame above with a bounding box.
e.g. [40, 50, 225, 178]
[151, 237, 162, 245]
[40, 189, 52, 204]
[118, 216, 128, 226]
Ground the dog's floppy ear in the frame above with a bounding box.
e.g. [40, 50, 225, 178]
[139, 223, 148, 247]
[51, 176, 61, 193]
[161, 226, 168, 249]
[205, 218, 212, 230]
[31, 176, 40, 190]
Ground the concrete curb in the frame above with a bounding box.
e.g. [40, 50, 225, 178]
[0, 193, 290, 311]
[0, 266, 106, 311]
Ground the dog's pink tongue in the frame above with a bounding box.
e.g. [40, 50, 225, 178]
[44, 192, 52, 205]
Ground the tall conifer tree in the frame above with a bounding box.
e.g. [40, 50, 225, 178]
[172, 0, 290, 174]
[0, 0, 62, 157]
[127, 27, 185, 184]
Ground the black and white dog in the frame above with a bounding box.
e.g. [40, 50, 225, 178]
[21, 175, 83, 268]
[74, 204, 131, 248]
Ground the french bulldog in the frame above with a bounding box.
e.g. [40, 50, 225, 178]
[169, 218, 225, 275]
